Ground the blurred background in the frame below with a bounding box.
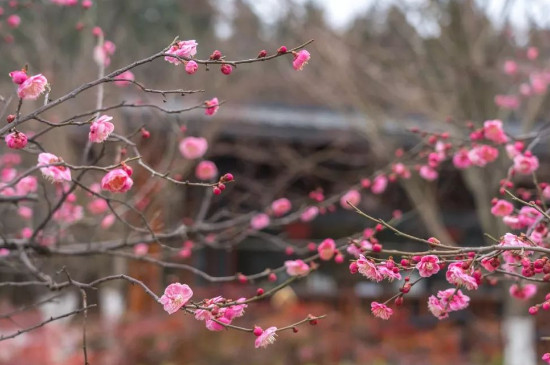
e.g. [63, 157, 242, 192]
[2, 0, 550, 364]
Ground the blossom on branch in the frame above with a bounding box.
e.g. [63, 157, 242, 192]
[89, 115, 114, 143]
[17, 74, 48, 100]
[255, 326, 277, 348]
[159, 282, 193, 315]
[165, 40, 198, 65]
[37, 153, 72, 183]
[101, 169, 133, 193]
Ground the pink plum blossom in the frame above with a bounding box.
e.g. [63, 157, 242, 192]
[37, 153, 72, 182]
[205, 97, 220, 116]
[378, 264, 401, 282]
[255, 326, 277, 348]
[9, 70, 28, 84]
[509, 284, 537, 300]
[164, 40, 198, 65]
[89, 115, 114, 143]
[370, 301, 393, 320]
[416, 255, 441, 277]
[318, 238, 336, 261]
[340, 189, 360, 209]
[542, 353, 550, 364]
[53, 202, 83, 224]
[527, 47, 539, 60]
[250, 213, 270, 230]
[483, 120, 508, 144]
[158, 283, 193, 314]
[15, 176, 37, 195]
[419, 165, 438, 181]
[491, 199, 514, 217]
[271, 198, 291, 216]
[356, 255, 383, 282]
[292, 50, 310, 71]
[18, 206, 33, 219]
[503, 60, 517, 75]
[284, 260, 309, 276]
[452, 148, 472, 169]
[195, 160, 218, 180]
[87, 198, 108, 214]
[101, 169, 133, 193]
[468, 145, 499, 167]
[185, 60, 198, 74]
[17, 74, 48, 100]
[446, 262, 478, 290]
[93, 40, 116, 67]
[513, 153, 539, 175]
[101, 214, 116, 228]
[428, 288, 470, 319]
[5, 131, 27, 149]
[300, 206, 319, 222]
[371, 174, 388, 194]
[114, 70, 135, 87]
[134, 243, 148, 256]
[179, 137, 208, 159]
[7, 15, 20, 28]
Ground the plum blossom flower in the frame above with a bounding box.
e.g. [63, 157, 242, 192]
[5, 131, 28, 149]
[165, 40, 198, 65]
[509, 284, 537, 300]
[134, 243, 148, 256]
[378, 264, 401, 282]
[446, 262, 478, 290]
[428, 288, 470, 319]
[513, 153, 539, 175]
[15, 176, 37, 195]
[53, 202, 83, 224]
[101, 169, 133, 193]
[9, 70, 28, 85]
[468, 145, 499, 167]
[101, 214, 116, 228]
[89, 115, 114, 143]
[340, 189, 360, 209]
[185, 60, 198, 74]
[300, 206, 319, 222]
[37, 153, 72, 182]
[416, 255, 441, 277]
[114, 70, 135, 87]
[7, 15, 20, 28]
[195, 160, 218, 180]
[205, 97, 219, 116]
[158, 283, 193, 314]
[87, 198, 108, 214]
[292, 50, 311, 71]
[491, 199, 514, 217]
[453, 148, 472, 169]
[483, 120, 508, 144]
[94, 40, 116, 67]
[179, 137, 208, 159]
[503, 60, 517, 75]
[542, 353, 550, 364]
[370, 301, 393, 320]
[250, 213, 270, 230]
[284, 260, 309, 276]
[356, 255, 383, 282]
[255, 326, 277, 348]
[371, 174, 388, 194]
[271, 198, 291, 216]
[419, 165, 438, 181]
[318, 238, 336, 261]
[17, 74, 48, 100]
